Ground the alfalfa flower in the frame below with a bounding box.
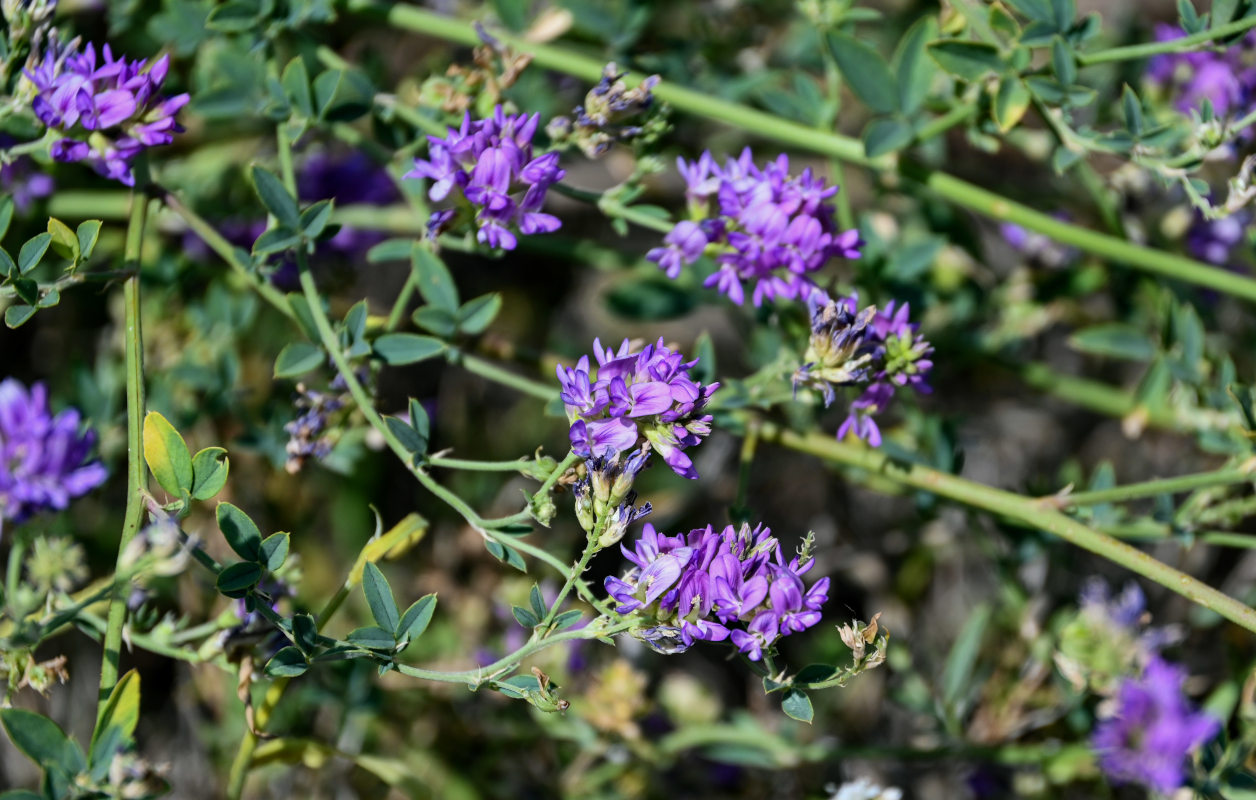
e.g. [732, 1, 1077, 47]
[605, 522, 828, 659]
[556, 337, 719, 480]
[647, 149, 862, 305]
[1092, 657, 1219, 793]
[405, 105, 564, 250]
[793, 292, 932, 447]
[24, 39, 189, 185]
[0, 378, 107, 527]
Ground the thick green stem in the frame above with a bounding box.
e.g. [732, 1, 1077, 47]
[1057, 466, 1254, 508]
[1078, 15, 1256, 65]
[455, 350, 558, 402]
[352, 0, 1256, 303]
[756, 422, 1256, 634]
[427, 456, 532, 472]
[97, 189, 151, 718]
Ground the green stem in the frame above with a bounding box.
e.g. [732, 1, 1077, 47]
[455, 351, 558, 402]
[353, 0, 1256, 303]
[97, 187, 151, 719]
[1101, 521, 1256, 549]
[427, 456, 532, 472]
[385, 269, 418, 331]
[160, 190, 295, 321]
[914, 103, 979, 143]
[1078, 15, 1256, 65]
[540, 528, 602, 631]
[395, 618, 633, 685]
[1056, 466, 1253, 508]
[756, 422, 1256, 634]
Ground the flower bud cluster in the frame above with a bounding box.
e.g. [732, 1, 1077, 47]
[24, 40, 188, 185]
[547, 63, 663, 158]
[284, 376, 353, 474]
[605, 522, 829, 660]
[406, 105, 564, 250]
[571, 447, 653, 547]
[557, 337, 718, 480]
[647, 149, 862, 305]
[793, 292, 933, 447]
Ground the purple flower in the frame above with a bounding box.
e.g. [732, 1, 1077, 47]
[0, 138, 54, 212]
[405, 106, 565, 250]
[1147, 25, 1256, 119]
[549, 63, 662, 158]
[793, 292, 932, 447]
[1186, 210, 1249, 268]
[0, 378, 107, 527]
[24, 41, 189, 186]
[1092, 658, 1219, 793]
[607, 522, 826, 661]
[648, 148, 861, 305]
[557, 338, 718, 479]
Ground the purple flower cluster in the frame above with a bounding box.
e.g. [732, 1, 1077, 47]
[0, 378, 107, 527]
[557, 338, 719, 480]
[605, 522, 828, 659]
[1186, 210, 1249, 268]
[547, 63, 662, 158]
[647, 149, 862, 306]
[1147, 25, 1256, 118]
[793, 293, 933, 447]
[406, 105, 564, 250]
[25, 41, 188, 185]
[1092, 657, 1219, 793]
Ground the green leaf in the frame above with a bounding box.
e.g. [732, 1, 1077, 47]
[0, 196, 13, 241]
[347, 625, 396, 651]
[190, 447, 230, 501]
[512, 605, 539, 628]
[76, 220, 103, 261]
[529, 584, 546, 619]
[926, 40, 1004, 81]
[398, 594, 437, 641]
[343, 299, 368, 344]
[862, 117, 914, 157]
[384, 415, 427, 456]
[989, 2, 1021, 39]
[274, 341, 324, 377]
[892, 16, 938, 115]
[373, 333, 444, 365]
[1005, 0, 1052, 20]
[4, 305, 36, 329]
[366, 238, 412, 263]
[216, 502, 264, 562]
[260, 532, 290, 572]
[826, 32, 900, 114]
[0, 248, 14, 279]
[412, 306, 458, 337]
[1050, 37, 1076, 85]
[11, 277, 36, 305]
[457, 293, 502, 334]
[794, 663, 840, 684]
[265, 646, 309, 677]
[292, 614, 320, 653]
[993, 78, 1031, 132]
[90, 669, 139, 761]
[781, 689, 814, 723]
[253, 227, 301, 255]
[47, 218, 78, 262]
[300, 200, 334, 239]
[411, 245, 459, 311]
[216, 561, 263, 596]
[362, 562, 400, 633]
[0, 708, 85, 775]
[17, 232, 51, 274]
[143, 411, 193, 496]
[552, 610, 584, 631]
[35, 287, 59, 309]
[281, 57, 313, 117]
[312, 68, 375, 122]
[408, 398, 430, 442]
[1049, 0, 1075, 31]
[206, 0, 260, 31]
[1069, 323, 1156, 361]
[251, 166, 300, 229]
[1121, 84, 1143, 136]
[942, 604, 991, 711]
